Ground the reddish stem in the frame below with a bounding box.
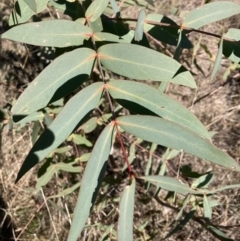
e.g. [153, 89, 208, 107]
[114, 121, 135, 177]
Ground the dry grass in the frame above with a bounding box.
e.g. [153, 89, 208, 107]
[0, 0, 240, 240]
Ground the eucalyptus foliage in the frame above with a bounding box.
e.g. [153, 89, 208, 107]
[2, 0, 240, 240]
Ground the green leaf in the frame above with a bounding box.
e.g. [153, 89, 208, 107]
[11, 48, 96, 117]
[49, 182, 81, 199]
[203, 195, 212, 220]
[48, 0, 84, 20]
[183, 1, 240, 29]
[110, 0, 120, 15]
[16, 112, 44, 127]
[118, 178, 136, 241]
[223, 28, 240, 63]
[85, 0, 110, 22]
[16, 82, 104, 182]
[9, 0, 49, 25]
[80, 117, 98, 133]
[211, 36, 224, 80]
[68, 134, 93, 147]
[99, 44, 196, 88]
[139, 175, 197, 195]
[107, 80, 210, 140]
[175, 195, 190, 221]
[67, 123, 115, 241]
[31, 121, 40, 145]
[23, 0, 37, 12]
[117, 115, 240, 170]
[2, 20, 92, 47]
[135, 9, 145, 42]
[207, 225, 234, 241]
[208, 184, 240, 194]
[89, 17, 103, 33]
[144, 14, 192, 49]
[165, 207, 196, 239]
[191, 172, 214, 189]
[94, 32, 133, 44]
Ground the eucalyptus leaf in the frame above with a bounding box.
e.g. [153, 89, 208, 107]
[16, 82, 104, 182]
[118, 178, 136, 241]
[11, 48, 96, 117]
[117, 115, 240, 170]
[67, 123, 115, 241]
[183, 1, 240, 29]
[3, 20, 92, 47]
[99, 44, 196, 88]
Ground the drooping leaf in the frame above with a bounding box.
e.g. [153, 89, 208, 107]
[203, 195, 212, 220]
[144, 14, 192, 49]
[135, 9, 146, 41]
[208, 183, 240, 194]
[211, 36, 224, 80]
[110, 0, 120, 15]
[49, 182, 81, 199]
[68, 134, 93, 147]
[117, 115, 240, 170]
[36, 163, 82, 191]
[89, 17, 103, 33]
[99, 44, 196, 88]
[16, 82, 104, 182]
[183, 1, 240, 29]
[175, 195, 190, 221]
[191, 172, 214, 189]
[223, 28, 240, 63]
[165, 207, 196, 239]
[2, 20, 92, 47]
[67, 123, 115, 241]
[16, 112, 44, 127]
[79, 117, 98, 133]
[93, 32, 133, 44]
[139, 175, 198, 195]
[118, 178, 136, 241]
[207, 224, 234, 241]
[9, 0, 49, 25]
[23, 0, 37, 12]
[11, 48, 96, 117]
[85, 0, 110, 22]
[31, 121, 40, 145]
[107, 80, 210, 139]
[48, 0, 84, 20]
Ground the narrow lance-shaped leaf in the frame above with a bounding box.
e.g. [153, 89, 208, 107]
[99, 43, 196, 88]
[211, 35, 224, 81]
[208, 183, 240, 194]
[23, 0, 37, 12]
[118, 178, 136, 241]
[203, 195, 212, 220]
[139, 175, 198, 195]
[135, 9, 145, 41]
[183, 1, 240, 29]
[110, 0, 120, 15]
[223, 28, 240, 63]
[16, 82, 104, 182]
[9, 0, 49, 25]
[117, 115, 240, 170]
[11, 48, 96, 117]
[107, 80, 210, 140]
[85, 0, 110, 22]
[2, 20, 92, 47]
[144, 14, 192, 49]
[48, 0, 84, 20]
[67, 123, 115, 241]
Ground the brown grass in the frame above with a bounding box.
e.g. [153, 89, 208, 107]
[0, 0, 240, 240]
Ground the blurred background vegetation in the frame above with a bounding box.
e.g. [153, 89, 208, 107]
[0, 0, 240, 240]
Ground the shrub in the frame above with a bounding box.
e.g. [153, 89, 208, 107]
[2, 0, 240, 240]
